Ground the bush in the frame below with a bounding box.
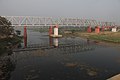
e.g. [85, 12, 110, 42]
[0, 16, 14, 37]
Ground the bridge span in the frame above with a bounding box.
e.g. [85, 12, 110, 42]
[1, 16, 115, 27]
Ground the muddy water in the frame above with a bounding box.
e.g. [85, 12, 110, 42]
[9, 30, 120, 80]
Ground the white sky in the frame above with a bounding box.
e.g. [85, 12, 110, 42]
[0, 0, 120, 24]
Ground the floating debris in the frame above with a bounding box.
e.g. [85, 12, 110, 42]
[65, 62, 78, 68]
[25, 74, 39, 80]
[78, 63, 98, 76]
[86, 69, 97, 76]
[31, 50, 48, 57]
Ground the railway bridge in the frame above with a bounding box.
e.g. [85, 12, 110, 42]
[0, 16, 116, 50]
[1, 16, 115, 27]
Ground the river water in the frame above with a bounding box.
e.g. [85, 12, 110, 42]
[8, 29, 120, 80]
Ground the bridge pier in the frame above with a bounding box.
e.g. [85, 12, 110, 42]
[24, 26, 27, 48]
[87, 26, 91, 33]
[95, 26, 100, 33]
[102, 26, 105, 32]
[54, 25, 59, 36]
[49, 26, 53, 36]
[49, 25, 62, 38]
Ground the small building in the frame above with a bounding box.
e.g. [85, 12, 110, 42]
[112, 27, 117, 32]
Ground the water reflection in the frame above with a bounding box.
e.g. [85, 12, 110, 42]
[24, 37, 27, 48]
[87, 38, 90, 45]
[10, 30, 120, 80]
[49, 37, 59, 48]
[49, 36, 53, 47]
[53, 38, 59, 48]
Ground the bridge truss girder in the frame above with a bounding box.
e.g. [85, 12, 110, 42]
[1, 16, 116, 27]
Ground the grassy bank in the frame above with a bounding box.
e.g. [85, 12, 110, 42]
[74, 32, 120, 43]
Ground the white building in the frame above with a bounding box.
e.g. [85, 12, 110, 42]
[112, 27, 117, 32]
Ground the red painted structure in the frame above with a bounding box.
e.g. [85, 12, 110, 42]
[49, 36, 53, 47]
[95, 26, 100, 33]
[24, 26, 27, 48]
[87, 26, 91, 33]
[102, 26, 105, 32]
[49, 26, 53, 36]
[55, 24, 59, 28]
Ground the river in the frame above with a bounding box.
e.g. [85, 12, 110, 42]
[1, 28, 120, 80]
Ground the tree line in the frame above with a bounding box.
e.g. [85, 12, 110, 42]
[0, 16, 14, 38]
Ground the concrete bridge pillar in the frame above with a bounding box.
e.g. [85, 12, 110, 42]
[54, 25, 59, 36]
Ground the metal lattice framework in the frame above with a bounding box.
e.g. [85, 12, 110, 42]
[0, 16, 115, 27]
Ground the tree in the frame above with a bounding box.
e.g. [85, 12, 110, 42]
[0, 16, 14, 37]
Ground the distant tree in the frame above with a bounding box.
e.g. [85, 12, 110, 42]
[0, 16, 14, 37]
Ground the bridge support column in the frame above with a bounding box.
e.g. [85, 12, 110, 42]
[49, 24, 62, 38]
[49, 26, 53, 36]
[87, 26, 91, 33]
[54, 25, 58, 36]
[95, 26, 100, 33]
[24, 26, 27, 48]
[102, 26, 105, 32]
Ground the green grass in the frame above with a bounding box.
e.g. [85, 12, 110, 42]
[89, 35, 120, 43]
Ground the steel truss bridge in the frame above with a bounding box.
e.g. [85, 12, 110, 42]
[1, 16, 116, 27]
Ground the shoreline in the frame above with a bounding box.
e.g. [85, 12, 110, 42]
[63, 31, 120, 47]
[0, 36, 23, 56]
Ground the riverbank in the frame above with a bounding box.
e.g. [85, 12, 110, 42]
[0, 36, 22, 80]
[63, 31, 120, 46]
[0, 36, 23, 56]
[76, 32, 120, 42]
[0, 56, 15, 80]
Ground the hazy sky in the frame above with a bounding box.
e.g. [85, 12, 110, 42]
[0, 0, 120, 24]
